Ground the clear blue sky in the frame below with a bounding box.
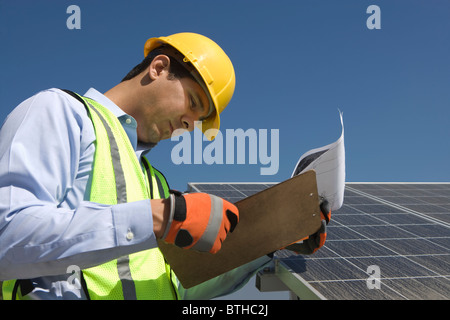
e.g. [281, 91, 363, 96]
[1, 0, 450, 299]
[1, 0, 450, 191]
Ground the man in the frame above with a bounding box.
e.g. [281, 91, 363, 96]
[0, 32, 328, 300]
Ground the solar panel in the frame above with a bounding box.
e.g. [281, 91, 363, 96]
[188, 182, 450, 300]
[188, 182, 277, 204]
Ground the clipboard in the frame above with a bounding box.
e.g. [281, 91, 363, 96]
[157, 170, 321, 288]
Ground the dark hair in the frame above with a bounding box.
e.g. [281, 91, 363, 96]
[121, 45, 194, 82]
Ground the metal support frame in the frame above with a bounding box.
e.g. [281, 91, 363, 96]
[255, 259, 326, 300]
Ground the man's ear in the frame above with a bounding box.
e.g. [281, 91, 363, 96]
[148, 54, 170, 80]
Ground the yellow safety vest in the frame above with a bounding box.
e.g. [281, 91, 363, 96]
[2, 92, 178, 300]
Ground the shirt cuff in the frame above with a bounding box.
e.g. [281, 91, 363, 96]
[112, 199, 158, 249]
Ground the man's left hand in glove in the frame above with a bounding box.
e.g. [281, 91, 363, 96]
[284, 199, 331, 255]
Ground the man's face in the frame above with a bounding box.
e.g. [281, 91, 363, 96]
[137, 68, 210, 144]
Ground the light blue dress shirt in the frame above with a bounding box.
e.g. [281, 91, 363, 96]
[0, 88, 270, 299]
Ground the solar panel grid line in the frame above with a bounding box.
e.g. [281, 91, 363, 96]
[326, 236, 450, 242]
[284, 255, 448, 283]
[296, 223, 418, 300]
[383, 278, 450, 300]
[340, 184, 448, 298]
[305, 243, 449, 278]
[281, 183, 450, 299]
[186, 182, 450, 299]
[346, 186, 450, 228]
[329, 193, 450, 276]
[306, 274, 449, 283]
[329, 214, 450, 246]
[286, 254, 449, 300]
[188, 182, 277, 203]
[304, 274, 450, 300]
[280, 257, 411, 299]
[283, 237, 423, 299]
[228, 184, 255, 198]
[291, 252, 450, 261]
[344, 186, 450, 258]
[348, 182, 450, 185]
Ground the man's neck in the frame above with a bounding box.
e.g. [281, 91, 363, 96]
[104, 79, 141, 116]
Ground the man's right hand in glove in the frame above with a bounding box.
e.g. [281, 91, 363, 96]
[158, 191, 239, 254]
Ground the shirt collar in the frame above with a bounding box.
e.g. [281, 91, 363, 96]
[83, 88, 126, 118]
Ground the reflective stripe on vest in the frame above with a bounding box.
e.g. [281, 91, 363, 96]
[80, 96, 178, 300]
[1, 93, 178, 300]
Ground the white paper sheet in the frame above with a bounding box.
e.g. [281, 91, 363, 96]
[291, 110, 345, 211]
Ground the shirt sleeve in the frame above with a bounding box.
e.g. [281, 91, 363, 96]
[0, 89, 157, 281]
[178, 255, 272, 300]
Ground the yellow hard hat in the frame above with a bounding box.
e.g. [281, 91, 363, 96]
[144, 32, 235, 140]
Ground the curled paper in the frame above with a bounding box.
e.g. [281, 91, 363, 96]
[292, 110, 345, 211]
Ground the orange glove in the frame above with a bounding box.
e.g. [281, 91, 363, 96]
[161, 191, 239, 254]
[285, 200, 331, 255]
